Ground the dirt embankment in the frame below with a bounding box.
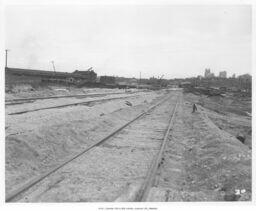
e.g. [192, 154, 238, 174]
[5, 92, 142, 115]
[148, 95, 251, 201]
[5, 84, 131, 101]
[184, 93, 252, 149]
[5, 90, 167, 195]
[186, 93, 251, 116]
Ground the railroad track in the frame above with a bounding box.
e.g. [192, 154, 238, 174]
[7, 94, 141, 115]
[6, 91, 180, 202]
[115, 95, 180, 202]
[135, 97, 179, 201]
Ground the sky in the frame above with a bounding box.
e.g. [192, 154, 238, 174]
[5, 5, 252, 79]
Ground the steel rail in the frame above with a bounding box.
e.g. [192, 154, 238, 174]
[8, 94, 140, 115]
[6, 93, 173, 202]
[135, 95, 180, 202]
[5, 92, 128, 103]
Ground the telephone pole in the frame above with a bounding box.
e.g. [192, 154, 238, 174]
[5, 49, 9, 68]
[139, 72, 141, 88]
[51, 61, 56, 73]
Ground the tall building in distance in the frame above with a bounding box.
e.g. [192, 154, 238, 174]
[205, 68, 211, 78]
[204, 68, 214, 78]
[219, 71, 227, 78]
[232, 73, 236, 78]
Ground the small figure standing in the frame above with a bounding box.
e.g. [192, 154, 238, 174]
[192, 103, 197, 113]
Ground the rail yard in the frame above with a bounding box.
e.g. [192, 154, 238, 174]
[3, 5, 253, 211]
[5, 83, 251, 202]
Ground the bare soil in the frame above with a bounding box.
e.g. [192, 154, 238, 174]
[5, 88, 167, 197]
[184, 93, 252, 148]
[5, 84, 130, 100]
[147, 94, 251, 201]
[17, 93, 179, 202]
[5, 89, 251, 202]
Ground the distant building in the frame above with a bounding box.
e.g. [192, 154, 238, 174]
[100, 76, 116, 85]
[204, 68, 215, 78]
[5, 67, 97, 89]
[129, 78, 138, 86]
[238, 74, 251, 80]
[209, 73, 215, 78]
[219, 71, 227, 78]
[73, 68, 97, 82]
[232, 74, 236, 78]
[204, 68, 211, 78]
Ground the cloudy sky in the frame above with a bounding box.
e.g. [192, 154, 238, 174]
[5, 5, 251, 78]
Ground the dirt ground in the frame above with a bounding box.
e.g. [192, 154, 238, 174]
[5, 88, 167, 196]
[184, 93, 252, 149]
[147, 93, 251, 201]
[5, 88, 251, 202]
[5, 92, 143, 115]
[16, 93, 179, 202]
[185, 92, 251, 116]
[5, 84, 131, 100]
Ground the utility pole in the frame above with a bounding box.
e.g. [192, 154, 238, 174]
[51, 61, 56, 73]
[5, 49, 9, 68]
[139, 72, 141, 88]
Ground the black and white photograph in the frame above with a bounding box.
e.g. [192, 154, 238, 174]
[0, 0, 254, 209]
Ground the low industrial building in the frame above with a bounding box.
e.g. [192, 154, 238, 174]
[5, 67, 97, 89]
